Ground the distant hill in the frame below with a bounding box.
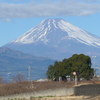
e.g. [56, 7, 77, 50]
[0, 47, 55, 82]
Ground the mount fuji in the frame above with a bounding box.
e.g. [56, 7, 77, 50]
[4, 18, 100, 61]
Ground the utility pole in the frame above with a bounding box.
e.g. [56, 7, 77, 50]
[73, 72, 77, 86]
[92, 56, 96, 76]
[28, 66, 31, 81]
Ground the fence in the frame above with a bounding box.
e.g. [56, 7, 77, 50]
[74, 84, 100, 96]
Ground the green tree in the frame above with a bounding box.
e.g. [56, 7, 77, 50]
[46, 65, 55, 80]
[46, 61, 67, 80]
[46, 54, 94, 81]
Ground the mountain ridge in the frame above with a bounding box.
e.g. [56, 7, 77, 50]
[4, 18, 100, 61]
[0, 47, 55, 81]
[8, 18, 100, 47]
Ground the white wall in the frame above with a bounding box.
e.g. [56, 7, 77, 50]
[0, 87, 74, 100]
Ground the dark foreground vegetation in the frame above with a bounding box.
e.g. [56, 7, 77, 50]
[0, 80, 98, 96]
[0, 81, 72, 96]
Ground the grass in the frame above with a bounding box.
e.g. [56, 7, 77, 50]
[6, 95, 100, 100]
[6, 95, 86, 100]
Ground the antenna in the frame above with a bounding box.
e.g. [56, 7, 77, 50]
[28, 66, 31, 81]
[92, 56, 96, 76]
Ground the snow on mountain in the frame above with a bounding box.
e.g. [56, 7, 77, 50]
[10, 18, 100, 47]
[4, 18, 100, 60]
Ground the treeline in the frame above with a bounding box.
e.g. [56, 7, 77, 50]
[46, 54, 94, 81]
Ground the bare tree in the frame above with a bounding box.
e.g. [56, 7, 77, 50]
[0, 77, 4, 84]
[12, 73, 26, 83]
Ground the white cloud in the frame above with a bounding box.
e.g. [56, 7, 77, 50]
[0, 0, 100, 21]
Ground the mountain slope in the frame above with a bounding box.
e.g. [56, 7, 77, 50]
[0, 47, 54, 81]
[4, 18, 100, 60]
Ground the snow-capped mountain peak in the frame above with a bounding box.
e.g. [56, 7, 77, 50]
[11, 18, 100, 47]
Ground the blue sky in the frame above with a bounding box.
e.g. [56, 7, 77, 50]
[0, 0, 100, 47]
